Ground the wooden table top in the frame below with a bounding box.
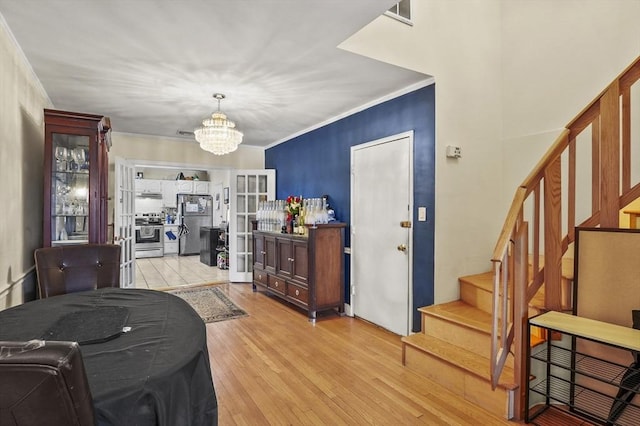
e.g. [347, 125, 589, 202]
[530, 310, 640, 351]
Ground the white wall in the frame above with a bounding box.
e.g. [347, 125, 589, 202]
[341, 0, 504, 303]
[0, 17, 52, 308]
[341, 0, 640, 304]
[109, 132, 265, 169]
[107, 132, 264, 225]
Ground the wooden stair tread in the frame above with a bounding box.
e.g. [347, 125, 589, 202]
[419, 300, 493, 334]
[459, 271, 494, 292]
[402, 333, 516, 390]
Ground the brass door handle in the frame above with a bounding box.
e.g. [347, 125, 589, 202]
[397, 244, 407, 252]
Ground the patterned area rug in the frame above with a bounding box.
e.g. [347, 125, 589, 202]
[169, 286, 247, 324]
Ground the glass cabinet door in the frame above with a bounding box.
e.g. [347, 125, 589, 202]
[50, 133, 90, 245]
[44, 109, 111, 247]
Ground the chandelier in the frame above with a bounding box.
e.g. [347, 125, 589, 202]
[194, 93, 243, 155]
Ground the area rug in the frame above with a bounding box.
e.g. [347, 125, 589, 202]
[169, 286, 247, 324]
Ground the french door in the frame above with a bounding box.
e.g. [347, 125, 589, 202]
[228, 169, 276, 282]
[114, 157, 135, 288]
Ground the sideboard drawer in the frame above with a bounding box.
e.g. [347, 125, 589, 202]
[268, 275, 286, 295]
[286, 282, 308, 306]
[253, 269, 268, 286]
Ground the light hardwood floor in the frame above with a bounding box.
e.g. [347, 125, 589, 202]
[135, 255, 228, 289]
[205, 282, 518, 425]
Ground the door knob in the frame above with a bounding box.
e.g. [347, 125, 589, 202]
[397, 244, 407, 252]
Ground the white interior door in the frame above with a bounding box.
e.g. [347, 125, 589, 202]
[114, 157, 135, 288]
[229, 169, 275, 282]
[351, 133, 413, 336]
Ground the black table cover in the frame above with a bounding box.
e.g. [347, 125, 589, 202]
[0, 288, 217, 426]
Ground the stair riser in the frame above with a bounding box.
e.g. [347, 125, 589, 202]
[460, 281, 493, 315]
[421, 314, 514, 369]
[404, 345, 510, 418]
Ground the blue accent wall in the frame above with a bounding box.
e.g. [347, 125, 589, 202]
[265, 85, 435, 332]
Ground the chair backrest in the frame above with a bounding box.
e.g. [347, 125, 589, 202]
[35, 244, 121, 298]
[0, 340, 95, 426]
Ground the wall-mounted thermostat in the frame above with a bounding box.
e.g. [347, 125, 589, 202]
[446, 145, 462, 158]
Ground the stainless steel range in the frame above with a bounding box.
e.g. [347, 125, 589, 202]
[135, 213, 164, 258]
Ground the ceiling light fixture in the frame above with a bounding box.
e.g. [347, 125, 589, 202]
[194, 93, 243, 155]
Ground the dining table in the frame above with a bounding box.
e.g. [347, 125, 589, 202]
[0, 287, 217, 425]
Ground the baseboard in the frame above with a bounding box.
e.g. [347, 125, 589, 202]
[344, 302, 354, 317]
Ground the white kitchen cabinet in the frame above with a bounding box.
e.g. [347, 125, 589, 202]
[193, 181, 210, 194]
[161, 180, 210, 207]
[162, 181, 179, 208]
[135, 179, 163, 194]
[175, 180, 194, 193]
[164, 224, 179, 255]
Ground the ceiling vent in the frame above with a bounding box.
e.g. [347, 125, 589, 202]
[176, 130, 194, 137]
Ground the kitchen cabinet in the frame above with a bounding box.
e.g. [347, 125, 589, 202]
[43, 109, 111, 247]
[162, 181, 179, 208]
[176, 180, 194, 193]
[193, 181, 209, 194]
[163, 180, 210, 207]
[252, 223, 346, 322]
[135, 179, 163, 194]
[163, 224, 179, 255]
[526, 311, 640, 425]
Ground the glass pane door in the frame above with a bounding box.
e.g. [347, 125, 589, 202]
[51, 133, 90, 246]
[115, 157, 135, 288]
[229, 169, 275, 282]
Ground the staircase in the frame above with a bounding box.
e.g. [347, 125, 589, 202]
[401, 55, 640, 421]
[402, 272, 517, 418]
[401, 263, 574, 419]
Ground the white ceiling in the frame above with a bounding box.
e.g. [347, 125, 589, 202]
[0, 0, 429, 148]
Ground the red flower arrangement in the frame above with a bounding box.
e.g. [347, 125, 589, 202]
[285, 195, 301, 220]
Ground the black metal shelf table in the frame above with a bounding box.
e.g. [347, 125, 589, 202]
[526, 311, 640, 425]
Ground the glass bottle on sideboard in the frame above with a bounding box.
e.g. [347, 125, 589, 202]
[43, 109, 112, 247]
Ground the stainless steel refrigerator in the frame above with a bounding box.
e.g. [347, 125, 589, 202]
[178, 194, 213, 255]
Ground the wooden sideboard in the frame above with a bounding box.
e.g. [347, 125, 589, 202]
[252, 223, 346, 322]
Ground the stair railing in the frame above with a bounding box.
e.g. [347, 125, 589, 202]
[489, 55, 640, 420]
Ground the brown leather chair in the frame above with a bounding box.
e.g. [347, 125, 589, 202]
[34, 244, 121, 298]
[0, 340, 95, 425]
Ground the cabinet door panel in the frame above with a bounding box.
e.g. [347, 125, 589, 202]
[176, 180, 193, 193]
[193, 181, 209, 194]
[277, 239, 293, 276]
[253, 234, 265, 269]
[292, 240, 308, 285]
[264, 236, 277, 272]
[162, 181, 179, 207]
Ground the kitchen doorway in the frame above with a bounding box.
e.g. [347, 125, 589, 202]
[350, 132, 413, 336]
[113, 159, 232, 288]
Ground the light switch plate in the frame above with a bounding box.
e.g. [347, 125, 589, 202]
[418, 207, 427, 221]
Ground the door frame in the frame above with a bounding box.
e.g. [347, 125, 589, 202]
[348, 131, 414, 334]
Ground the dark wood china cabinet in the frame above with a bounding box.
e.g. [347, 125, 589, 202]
[43, 109, 112, 247]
